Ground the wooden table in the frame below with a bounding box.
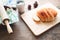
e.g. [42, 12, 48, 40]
[0, 15, 60, 40]
[0, 0, 60, 40]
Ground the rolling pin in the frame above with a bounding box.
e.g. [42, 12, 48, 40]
[0, 3, 13, 33]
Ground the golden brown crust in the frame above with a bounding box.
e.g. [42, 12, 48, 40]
[36, 8, 57, 22]
[42, 8, 49, 21]
[48, 8, 57, 17]
[46, 8, 54, 21]
[37, 9, 45, 22]
[45, 8, 52, 21]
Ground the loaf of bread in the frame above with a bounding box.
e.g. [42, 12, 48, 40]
[33, 8, 57, 22]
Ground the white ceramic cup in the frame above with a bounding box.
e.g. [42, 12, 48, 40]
[17, 2, 25, 14]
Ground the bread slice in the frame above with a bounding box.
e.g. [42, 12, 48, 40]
[32, 13, 40, 22]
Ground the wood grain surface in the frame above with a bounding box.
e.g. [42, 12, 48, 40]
[21, 3, 60, 36]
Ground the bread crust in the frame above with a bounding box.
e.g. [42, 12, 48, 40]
[46, 8, 54, 21]
[36, 8, 57, 22]
[48, 8, 57, 17]
[37, 9, 45, 22]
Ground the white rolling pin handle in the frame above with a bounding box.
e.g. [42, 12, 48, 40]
[4, 20, 13, 34]
[0, 3, 13, 33]
[3, 19, 9, 24]
[0, 3, 9, 21]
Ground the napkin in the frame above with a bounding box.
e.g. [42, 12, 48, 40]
[0, 8, 19, 24]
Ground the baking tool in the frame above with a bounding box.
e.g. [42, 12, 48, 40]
[0, 3, 13, 33]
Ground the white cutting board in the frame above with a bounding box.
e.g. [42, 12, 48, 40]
[21, 3, 60, 36]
